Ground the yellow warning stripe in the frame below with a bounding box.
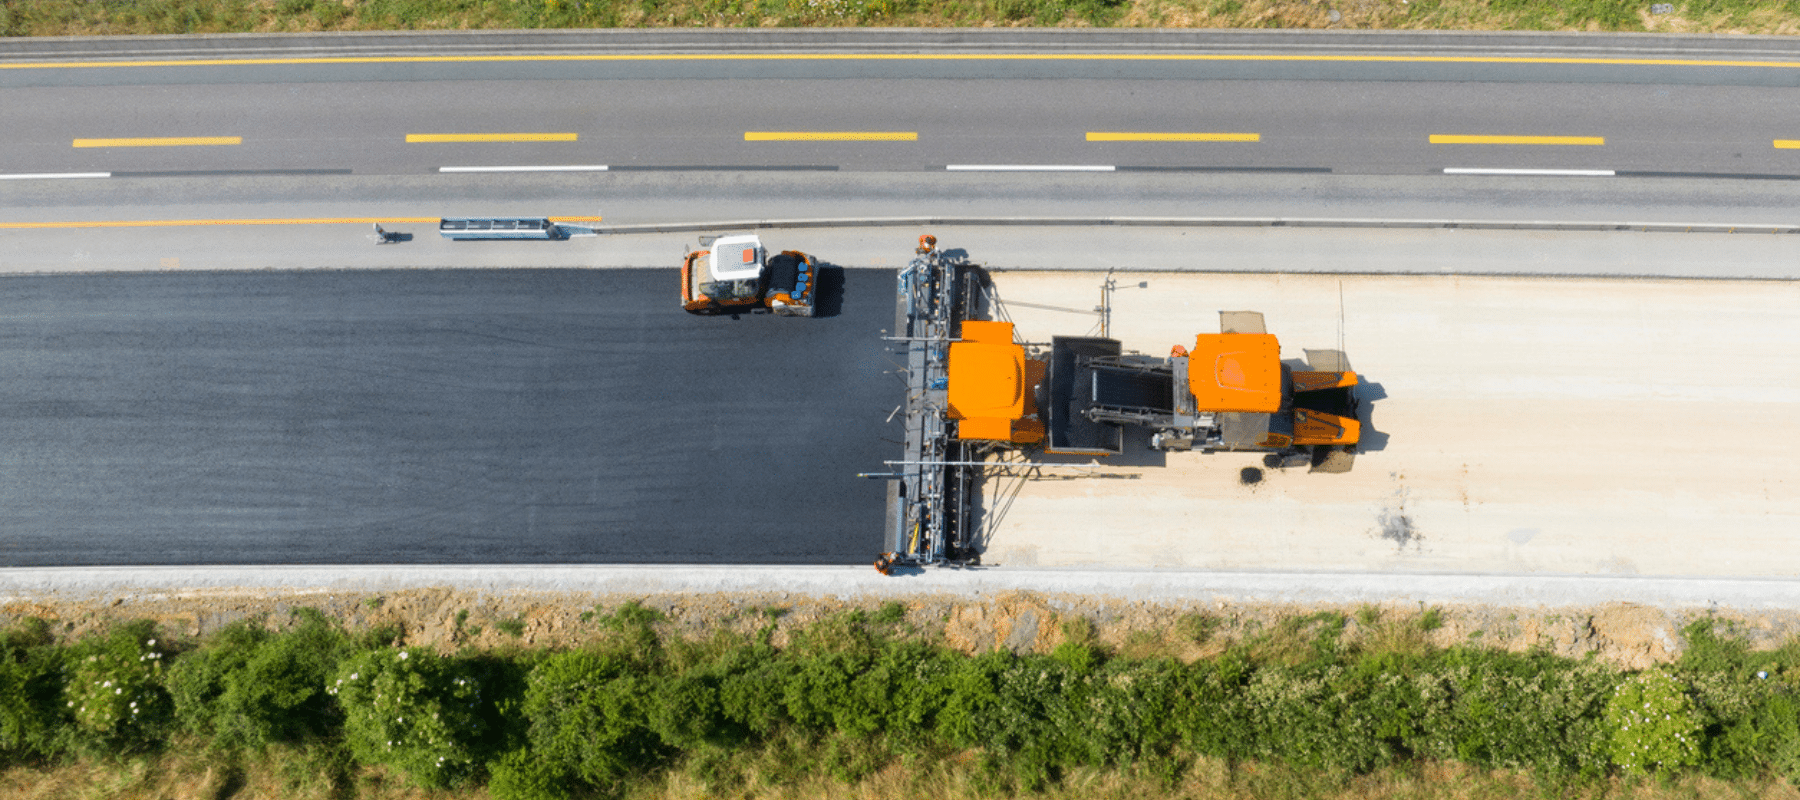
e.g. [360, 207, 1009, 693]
[406, 133, 579, 143]
[73, 137, 242, 148]
[1775, 140, 1800, 149]
[0, 216, 603, 230]
[8, 54, 1800, 70]
[1087, 132, 1260, 142]
[745, 131, 918, 141]
[1429, 134, 1604, 145]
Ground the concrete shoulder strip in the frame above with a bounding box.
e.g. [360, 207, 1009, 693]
[5, 565, 1800, 611]
[586, 215, 1800, 236]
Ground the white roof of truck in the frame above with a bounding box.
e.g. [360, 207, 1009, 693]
[708, 234, 765, 281]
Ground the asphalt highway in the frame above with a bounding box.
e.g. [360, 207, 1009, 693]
[1, 29, 1797, 573]
[5, 31, 1800, 179]
[0, 268, 895, 566]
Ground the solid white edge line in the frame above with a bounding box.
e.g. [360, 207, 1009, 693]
[0, 172, 111, 180]
[438, 165, 610, 173]
[946, 164, 1116, 172]
[1443, 168, 1616, 177]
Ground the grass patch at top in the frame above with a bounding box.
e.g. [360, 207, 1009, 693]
[4, 0, 1800, 36]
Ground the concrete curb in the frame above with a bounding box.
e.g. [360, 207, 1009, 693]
[592, 216, 1800, 236]
[6, 566, 1800, 611]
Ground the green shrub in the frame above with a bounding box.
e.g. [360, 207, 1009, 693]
[936, 650, 1079, 789]
[168, 609, 352, 751]
[1172, 649, 1256, 759]
[1748, 692, 1800, 782]
[1606, 669, 1702, 775]
[0, 618, 68, 761]
[649, 672, 725, 749]
[714, 641, 790, 738]
[1068, 658, 1182, 768]
[1669, 618, 1800, 778]
[856, 640, 957, 740]
[62, 621, 172, 756]
[1427, 648, 1614, 775]
[522, 650, 668, 793]
[1237, 664, 1397, 772]
[486, 746, 573, 800]
[783, 648, 879, 735]
[330, 646, 484, 788]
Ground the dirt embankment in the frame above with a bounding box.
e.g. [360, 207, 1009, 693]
[7, 587, 1799, 669]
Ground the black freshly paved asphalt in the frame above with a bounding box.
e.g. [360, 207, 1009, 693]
[0, 268, 897, 565]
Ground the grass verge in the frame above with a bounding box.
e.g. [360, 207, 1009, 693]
[0, 604, 1798, 798]
[2, 0, 1800, 39]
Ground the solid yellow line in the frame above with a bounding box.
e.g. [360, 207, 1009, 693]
[0, 216, 602, 230]
[1776, 140, 1800, 149]
[745, 131, 918, 141]
[9, 54, 1800, 70]
[1087, 132, 1259, 142]
[72, 136, 242, 148]
[406, 133, 578, 143]
[1429, 134, 1605, 145]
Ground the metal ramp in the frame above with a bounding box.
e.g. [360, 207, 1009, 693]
[439, 217, 561, 240]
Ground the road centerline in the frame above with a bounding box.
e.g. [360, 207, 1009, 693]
[438, 165, 610, 173]
[946, 164, 1115, 172]
[1442, 167, 1615, 176]
[1429, 134, 1605, 145]
[744, 131, 918, 141]
[1087, 132, 1260, 142]
[72, 137, 241, 148]
[0, 172, 111, 180]
[406, 133, 579, 143]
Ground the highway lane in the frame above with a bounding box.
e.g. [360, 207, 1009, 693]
[7, 79, 1800, 177]
[0, 268, 896, 566]
[7, 171, 1800, 280]
[6, 31, 1800, 180]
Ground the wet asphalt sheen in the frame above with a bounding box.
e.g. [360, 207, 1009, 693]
[0, 268, 896, 565]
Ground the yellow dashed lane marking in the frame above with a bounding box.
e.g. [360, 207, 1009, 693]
[0, 216, 603, 230]
[1087, 132, 1260, 142]
[406, 133, 579, 143]
[73, 137, 242, 148]
[10, 54, 1800, 70]
[1775, 140, 1800, 149]
[1429, 134, 1605, 145]
[745, 131, 918, 141]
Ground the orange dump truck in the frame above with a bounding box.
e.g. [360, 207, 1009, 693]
[945, 311, 1360, 470]
[681, 234, 817, 317]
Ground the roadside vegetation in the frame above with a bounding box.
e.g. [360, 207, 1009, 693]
[1, 602, 1800, 799]
[2, 0, 1800, 37]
